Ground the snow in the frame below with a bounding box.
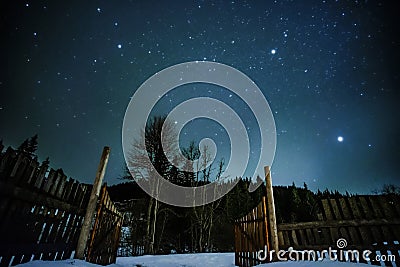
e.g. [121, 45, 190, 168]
[117, 253, 235, 267]
[258, 261, 369, 267]
[15, 259, 101, 267]
[15, 253, 370, 267]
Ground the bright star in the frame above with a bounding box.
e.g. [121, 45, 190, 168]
[117, 44, 122, 49]
[271, 49, 276, 54]
[337, 136, 344, 142]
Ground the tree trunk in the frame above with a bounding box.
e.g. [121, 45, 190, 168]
[156, 208, 168, 252]
[207, 205, 214, 251]
[145, 197, 154, 254]
[198, 219, 203, 252]
[149, 198, 159, 254]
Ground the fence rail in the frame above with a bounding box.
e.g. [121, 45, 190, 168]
[0, 144, 122, 266]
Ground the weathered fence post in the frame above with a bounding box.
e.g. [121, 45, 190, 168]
[75, 146, 110, 259]
[264, 166, 279, 253]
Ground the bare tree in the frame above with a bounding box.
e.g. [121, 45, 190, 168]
[126, 116, 177, 254]
[190, 145, 225, 252]
[127, 117, 226, 253]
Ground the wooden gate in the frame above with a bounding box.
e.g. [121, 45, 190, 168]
[234, 197, 270, 267]
[234, 166, 278, 267]
[86, 185, 123, 265]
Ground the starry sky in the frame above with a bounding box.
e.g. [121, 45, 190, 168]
[1, 0, 399, 194]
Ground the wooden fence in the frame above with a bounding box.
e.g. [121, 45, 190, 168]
[0, 145, 122, 266]
[278, 195, 400, 266]
[234, 167, 400, 267]
[234, 197, 270, 267]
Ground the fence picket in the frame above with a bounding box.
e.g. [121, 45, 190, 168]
[49, 171, 62, 196]
[43, 169, 56, 193]
[305, 228, 314, 245]
[56, 174, 67, 199]
[61, 179, 74, 201]
[330, 199, 342, 220]
[33, 162, 47, 189]
[321, 199, 333, 220]
[25, 160, 39, 186]
[9, 153, 24, 179]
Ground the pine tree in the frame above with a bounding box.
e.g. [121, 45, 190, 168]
[303, 182, 308, 190]
[17, 135, 38, 156]
[182, 141, 199, 186]
[290, 183, 301, 222]
[43, 156, 50, 165]
[168, 157, 180, 185]
[27, 134, 38, 154]
[17, 138, 29, 153]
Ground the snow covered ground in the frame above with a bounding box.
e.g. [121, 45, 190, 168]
[15, 253, 371, 267]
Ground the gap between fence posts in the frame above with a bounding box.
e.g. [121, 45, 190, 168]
[75, 146, 111, 260]
[264, 166, 279, 254]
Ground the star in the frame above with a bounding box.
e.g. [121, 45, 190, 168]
[337, 136, 344, 142]
[271, 49, 276, 55]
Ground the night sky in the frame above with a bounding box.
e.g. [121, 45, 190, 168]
[1, 0, 399, 194]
